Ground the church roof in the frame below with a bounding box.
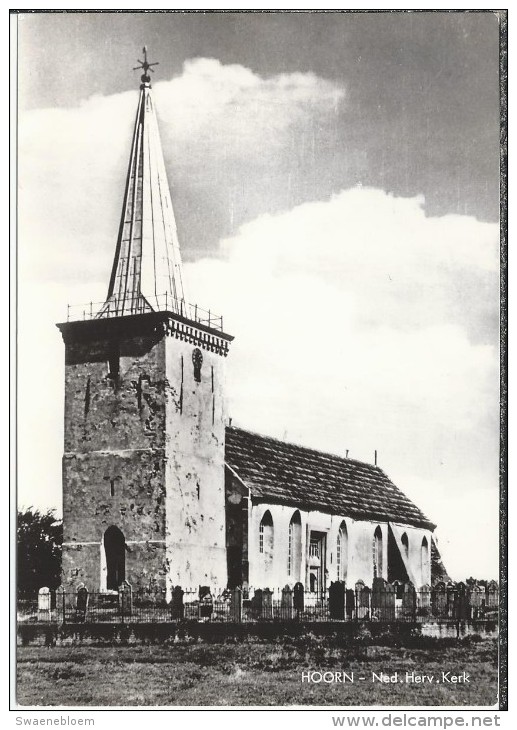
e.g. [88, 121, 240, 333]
[101, 48, 188, 318]
[225, 426, 436, 530]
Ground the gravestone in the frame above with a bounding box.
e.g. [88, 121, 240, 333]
[372, 578, 395, 621]
[417, 584, 432, 617]
[252, 588, 263, 619]
[345, 588, 355, 619]
[486, 581, 498, 608]
[329, 581, 346, 620]
[262, 588, 273, 619]
[55, 585, 65, 624]
[281, 585, 294, 620]
[293, 582, 304, 615]
[38, 587, 51, 621]
[198, 586, 213, 619]
[119, 580, 132, 620]
[76, 584, 89, 623]
[468, 583, 485, 618]
[355, 581, 370, 619]
[170, 586, 185, 620]
[230, 587, 242, 622]
[432, 582, 447, 617]
[446, 581, 456, 618]
[401, 582, 416, 621]
[455, 582, 468, 619]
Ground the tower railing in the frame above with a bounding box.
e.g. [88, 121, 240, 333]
[65, 293, 224, 333]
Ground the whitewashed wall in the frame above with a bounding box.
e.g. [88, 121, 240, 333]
[248, 502, 432, 590]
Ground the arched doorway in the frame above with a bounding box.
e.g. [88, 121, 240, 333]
[103, 526, 126, 590]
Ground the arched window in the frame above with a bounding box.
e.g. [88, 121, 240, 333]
[336, 521, 348, 581]
[373, 526, 383, 579]
[103, 526, 126, 591]
[259, 511, 274, 565]
[421, 536, 430, 583]
[288, 511, 302, 580]
[401, 532, 409, 559]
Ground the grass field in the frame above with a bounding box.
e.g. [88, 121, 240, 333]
[16, 635, 498, 707]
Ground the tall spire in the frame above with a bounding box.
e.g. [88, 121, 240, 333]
[101, 47, 188, 317]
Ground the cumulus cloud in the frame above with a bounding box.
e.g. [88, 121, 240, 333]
[18, 57, 345, 287]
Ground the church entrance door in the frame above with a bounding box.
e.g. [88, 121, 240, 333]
[104, 526, 126, 590]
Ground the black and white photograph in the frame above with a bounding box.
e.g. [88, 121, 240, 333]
[13, 8, 506, 711]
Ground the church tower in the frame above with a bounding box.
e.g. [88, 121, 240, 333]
[57, 50, 233, 597]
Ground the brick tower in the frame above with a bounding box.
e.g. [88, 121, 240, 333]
[57, 49, 233, 598]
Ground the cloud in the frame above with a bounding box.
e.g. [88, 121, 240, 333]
[18, 58, 345, 288]
[186, 187, 499, 578]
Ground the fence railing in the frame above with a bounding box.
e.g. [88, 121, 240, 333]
[66, 292, 224, 333]
[18, 579, 499, 626]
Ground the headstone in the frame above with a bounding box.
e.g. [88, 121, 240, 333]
[372, 578, 395, 621]
[455, 582, 468, 619]
[355, 581, 370, 619]
[170, 585, 184, 620]
[198, 586, 213, 619]
[262, 588, 273, 619]
[329, 581, 346, 620]
[293, 582, 305, 614]
[281, 585, 294, 620]
[230, 587, 242, 622]
[55, 585, 65, 624]
[468, 583, 485, 618]
[417, 584, 432, 617]
[251, 588, 263, 619]
[401, 582, 416, 621]
[446, 581, 456, 618]
[38, 587, 51, 621]
[432, 582, 447, 617]
[76, 584, 89, 623]
[486, 581, 498, 608]
[345, 588, 355, 619]
[119, 580, 132, 620]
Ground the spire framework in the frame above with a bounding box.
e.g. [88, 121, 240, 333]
[100, 51, 188, 318]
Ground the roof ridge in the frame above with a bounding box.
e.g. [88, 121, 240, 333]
[226, 424, 386, 474]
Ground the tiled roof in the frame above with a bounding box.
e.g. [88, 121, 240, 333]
[225, 426, 435, 530]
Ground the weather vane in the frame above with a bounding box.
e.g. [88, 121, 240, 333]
[133, 46, 158, 84]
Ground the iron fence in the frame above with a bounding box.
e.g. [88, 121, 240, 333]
[17, 582, 499, 626]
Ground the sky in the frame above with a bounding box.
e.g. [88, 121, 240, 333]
[16, 10, 502, 581]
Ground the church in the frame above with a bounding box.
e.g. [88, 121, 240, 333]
[57, 51, 444, 601]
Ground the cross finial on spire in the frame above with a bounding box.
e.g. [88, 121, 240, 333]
[133, 46, 159, 86]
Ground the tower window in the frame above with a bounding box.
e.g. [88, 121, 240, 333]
[110, 479, 115, 497]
